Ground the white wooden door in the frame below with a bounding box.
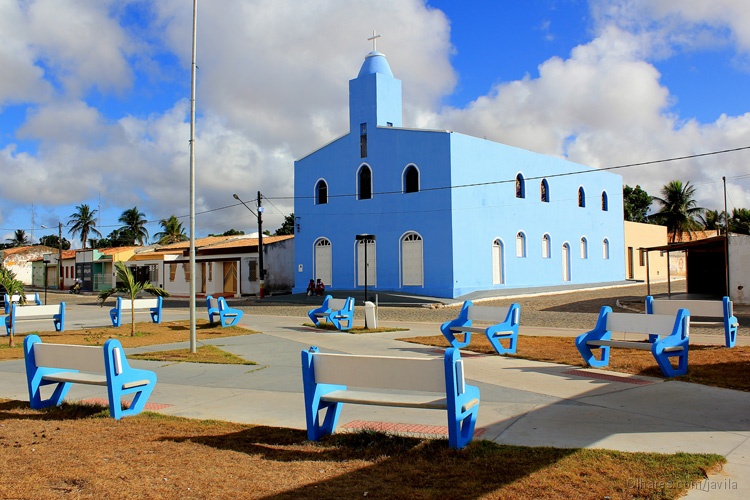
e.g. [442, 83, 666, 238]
[402, 233, 423, 286]
[492, 239, 504, 284]
[357, 239, 377, 287]
[314, 239, 332, 286]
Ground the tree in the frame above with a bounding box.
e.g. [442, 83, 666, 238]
[698, 209, 726, 233]
[623, 185, 653, 223]
[118, 207, 149, 245]
[68, 204, 102, 250]
[6, 229, 30, 247]
[0, 267, 26, 346]
[729, 208, 750, 235]
[154, 215, 189, 245]
[275, 213, 295, 236]
[98, 261, 169, 336]
[39, 234, 71, 250]
[650, 180, 704, 242]
[208, 229, 245, 237]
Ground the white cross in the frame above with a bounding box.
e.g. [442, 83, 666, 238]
[367, 30, 381, 52]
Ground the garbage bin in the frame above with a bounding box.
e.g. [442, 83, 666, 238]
[364, 301, 378, 329]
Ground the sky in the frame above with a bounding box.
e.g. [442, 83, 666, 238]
[2, 0, 750, 247]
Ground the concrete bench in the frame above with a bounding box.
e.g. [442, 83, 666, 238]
[4, 302, 65, 335]
[206, 295, 244, 327]
[576, 306, 690, 378]
[647, 296, 738, 348]
[307, 295, 355, 331]
[109, 297, 163, 327]
[23, 334, 157, 419]
[440, 301, 521, 354]
[4, 293, 42, 313]
[301, 346, 480, 449]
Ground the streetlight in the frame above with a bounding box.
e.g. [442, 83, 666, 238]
[41, 222, 63, 290]
[233, 193, 265, 298]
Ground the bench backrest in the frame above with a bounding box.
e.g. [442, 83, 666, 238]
[12, 304, 62, 318]
[467, 305, 515, 324]
[6, 293, 40, 303]
[606, 312, 681, 336]
[312, 352, 448, 393]
[32, 343, 105, 373]
[648, 297, 729, 318]
[327, 298, 352, 312]
[120, 298, 159, 310]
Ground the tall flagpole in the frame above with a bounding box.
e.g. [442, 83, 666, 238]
[189, 0, 198, 353]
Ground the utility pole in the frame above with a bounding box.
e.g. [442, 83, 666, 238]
[188, 0, 198, 353]
[257, 191, 265, 299]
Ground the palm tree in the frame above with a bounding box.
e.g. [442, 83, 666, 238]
[698, 209, 726, 234]
[6, 230, 30, 247]
[0, 267, 26, 346]
[68, 204, 102, 249]
[98, 261, 169, 336]
[154, 215, 188, 245]
[118, 207, 149, 245]
[651, 180, 704, 242]
[729, 208, 750, 235]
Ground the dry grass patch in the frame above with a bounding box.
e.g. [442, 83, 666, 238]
[304, 322, 409, 333]
[0, 399, 724, 499]
[0, 320, 255, 361]
[130, 344, 255, 365]
[400, 334, 750, 391]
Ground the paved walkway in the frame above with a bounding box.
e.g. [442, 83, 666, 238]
[1, 305, 747, 498]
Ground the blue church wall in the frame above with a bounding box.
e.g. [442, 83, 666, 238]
[447, 133, 625, 296]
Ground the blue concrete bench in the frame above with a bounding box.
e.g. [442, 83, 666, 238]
[23, 334, 157, 419]
[647, 296, 738, 348]
[307, 295, 355, 331]
[4, 302, 65, 335]
[576, 306, 690, 378]
[110, 297, 163, 327]
[4, 293, 42, 313]
[441, 301, 521, 354]
[301, 346, 480, 449]
[206, 295, 244, 327]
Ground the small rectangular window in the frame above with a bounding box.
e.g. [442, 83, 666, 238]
[360, 122, 367, 158]
[183, 263, 191, 282]
[169, 263, 177, 282]
[208, 262, 213, 282]
[248, 260, 258, 281]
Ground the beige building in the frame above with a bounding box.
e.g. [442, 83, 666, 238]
[624, 222, 669, 282]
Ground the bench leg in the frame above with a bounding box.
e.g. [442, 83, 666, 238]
[653, 345, 688, 378]
[725, 325, 737, 348]
[575, 334, 610, 368]
[440, 327, 472, 349]
[28, 379, 72, 410]
[306, 398, 343, 441]
[448, 386, 480, 449]
[486, 330, 518, 355]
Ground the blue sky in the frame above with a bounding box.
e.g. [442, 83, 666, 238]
[1, 0, 749, 247]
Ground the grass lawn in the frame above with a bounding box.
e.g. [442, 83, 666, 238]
[0, 399, 724, 499]
[398, 334, 750, 392]
[0, 320, 254, 361]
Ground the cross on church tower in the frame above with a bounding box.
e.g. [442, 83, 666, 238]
[367, 30, 381, 52]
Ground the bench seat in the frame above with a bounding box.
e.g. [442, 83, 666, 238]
[308, 295, 355, 331]
[24, 334, 157, 419]
[576, 306, 691, 378]
[441, 301, 521, 354]
[4, 302, 65, 335]
[646, 296, 737, 348]
[302, 347, 480, 449]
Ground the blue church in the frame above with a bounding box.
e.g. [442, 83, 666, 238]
[293, 49, 625, 298]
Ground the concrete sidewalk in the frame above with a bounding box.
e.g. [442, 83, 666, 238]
[0, 309, 747, 498]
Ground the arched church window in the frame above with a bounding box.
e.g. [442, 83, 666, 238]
[542, 234, 551, 258]
[578, 186, 586, 208]
[515, 173, 525, 198]
[315, 179, 328, 205]
[516, 232, 526, 258]
[403, 165, 419, 193]
[541, 179, 549, 202]
[358, 164, 372, 200]
[601, 191, 609, 211]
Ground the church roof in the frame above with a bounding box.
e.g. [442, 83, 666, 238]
[357, 51, 393, 78]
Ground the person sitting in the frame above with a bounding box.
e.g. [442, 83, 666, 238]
[314, 279, 325, 296]
[306, 279, 315, 296]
